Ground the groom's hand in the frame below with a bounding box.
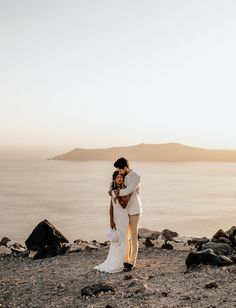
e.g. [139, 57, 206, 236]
[114, 189, 119, 197]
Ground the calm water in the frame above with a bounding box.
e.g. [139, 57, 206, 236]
[0, 160, 236, 243]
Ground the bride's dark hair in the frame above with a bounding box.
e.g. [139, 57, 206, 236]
[111, 171, 122, 190]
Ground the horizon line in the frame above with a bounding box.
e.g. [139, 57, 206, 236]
[1, 142, 236, 151]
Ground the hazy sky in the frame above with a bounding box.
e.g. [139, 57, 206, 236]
[1, 0, 236, 151]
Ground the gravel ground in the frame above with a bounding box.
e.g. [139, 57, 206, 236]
[1, 244, 236, 308]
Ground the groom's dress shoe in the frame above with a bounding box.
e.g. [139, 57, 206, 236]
[123, 262, 130, 268]
[123, 263, 134, 272]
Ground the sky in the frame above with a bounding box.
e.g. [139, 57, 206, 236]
[1, 0, 236, 154]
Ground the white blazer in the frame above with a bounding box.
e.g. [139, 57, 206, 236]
[119, 170, 142, 215]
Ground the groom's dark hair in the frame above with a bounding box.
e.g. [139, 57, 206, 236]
[114, 157, 129, 169]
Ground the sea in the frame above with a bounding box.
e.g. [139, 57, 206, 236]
[0, 159, 236, 243]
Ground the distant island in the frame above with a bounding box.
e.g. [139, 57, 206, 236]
[49, 143, 236, 162]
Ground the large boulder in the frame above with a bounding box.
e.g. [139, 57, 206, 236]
[25, 219, 69, 259]
[185, 249, 234, 269]
[201, 242, 232, 256]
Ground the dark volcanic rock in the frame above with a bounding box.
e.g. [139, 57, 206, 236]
[0, 237, 29, 256]
[210, 226, 236, 247]
[227, 226, 236, 245]
[185, 249, 234, 269]
[212, 229, 229, 240]
[161, 240, 173, 250]
[144, 237, 154, 248]
[161, 291, 168, 297]
[234, 236, 236, 246]
[74, 239, 88, 244]
[202, 242, 232, 256]
[218, 237, 231, 245]
[231, 254, 236, 263]
[0, 237, 11, 246]
[25, 219, 69, 259]
[187, 237, 209, 247]
[124, 275, 133, 280]
[100, 241, 109, 246]
[81, 283, 115, 297]
[204, 281, 218, 289]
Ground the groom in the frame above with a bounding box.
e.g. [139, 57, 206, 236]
[112, 157, 142, 271]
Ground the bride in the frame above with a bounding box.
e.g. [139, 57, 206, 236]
[94, 171, 131, 273]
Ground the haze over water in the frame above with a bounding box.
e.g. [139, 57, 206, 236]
[1, 159, 235, 243]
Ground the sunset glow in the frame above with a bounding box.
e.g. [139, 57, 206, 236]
[1, 1, 236, 152]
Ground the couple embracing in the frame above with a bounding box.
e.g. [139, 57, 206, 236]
[94, 157, 142, 273]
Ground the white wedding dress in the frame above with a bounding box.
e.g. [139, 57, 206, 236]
[94, 198, 129, 273]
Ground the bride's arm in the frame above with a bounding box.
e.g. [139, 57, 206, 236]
[109, 198, 116, 229]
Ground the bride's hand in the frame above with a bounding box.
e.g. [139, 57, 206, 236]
[110, 220, 116, 230]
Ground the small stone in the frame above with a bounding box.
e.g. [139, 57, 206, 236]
[100, 241, 109, 246]
[144, 237, 154, 248]
[143, 283, 148, 289]
[81, 283, 115, 297]
[128, 281, 137, 288]
[58, 283, 65, 289]
[204, 281, 218, 289]
[85, 244, 98, 251]
[161, 291, 168, 297]
[124, 275, 133, 280]
[161, 240, 173, 250]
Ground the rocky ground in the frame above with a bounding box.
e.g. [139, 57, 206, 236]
[1, 241, 236, 308]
